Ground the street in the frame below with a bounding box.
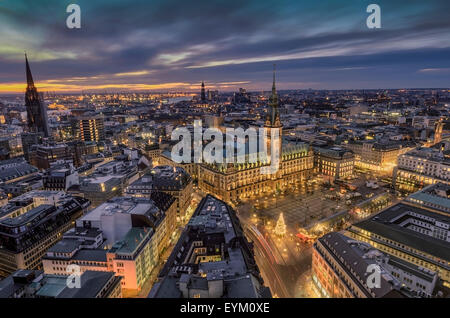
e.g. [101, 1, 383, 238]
[241, 214, 313, 298]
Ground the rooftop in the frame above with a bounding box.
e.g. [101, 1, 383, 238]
[46, 238, 81, 254]
[109, 227, 152, 255]
[38, 271, 118, 298]
[317, 232, 399, 298]
[150, 194, 269, 298]
[314, 146, 354, 159]
[0, 204, 55, 227]
[0, 270, 44, 298]
[128, 165, 191, 191]
[81, 175, 117, 184]
[78, 196, 161, 223]
[9, 190, 65, 203]
[406, 183, 450, 214]
[402, 147, 450, 163]
[0, 163, 38, 183]
[351, 202, 450, 262]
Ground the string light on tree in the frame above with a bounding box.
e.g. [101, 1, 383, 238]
[274, 212, 287, 237]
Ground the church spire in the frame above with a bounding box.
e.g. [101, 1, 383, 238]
[266, 64, 281, 127]
[272, 64, 276, 94]
[269, 64, 278, 108]
[24, 54, 49, 137]
[201, 81, 206, 102]
[25, 53, 35, 89]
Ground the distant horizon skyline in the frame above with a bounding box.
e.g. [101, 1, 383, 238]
[1, 84, 449, 98]
[1, 1, 450, 93]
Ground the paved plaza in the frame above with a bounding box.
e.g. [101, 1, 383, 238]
[244, 186, 347, 230]
[238, 173, 393, 232]
[235, 174, 396, 298]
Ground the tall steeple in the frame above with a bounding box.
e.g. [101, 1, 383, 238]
[263, 65, 283, 173]
[271, 64, 277, 96]
[24, 54, 49, 137]
[201, 81, 206, 102]
[25, 53, 35, 89]
[265, 64, 281, 128]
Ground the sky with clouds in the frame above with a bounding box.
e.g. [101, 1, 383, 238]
[0, 0, 449, 93]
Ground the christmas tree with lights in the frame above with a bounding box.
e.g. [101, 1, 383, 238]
[274, 212, 286, 237]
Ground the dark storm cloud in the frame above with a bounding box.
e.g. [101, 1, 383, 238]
[0, 0, 449, 91]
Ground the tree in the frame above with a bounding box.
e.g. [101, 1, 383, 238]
[274, 212, 287, 237]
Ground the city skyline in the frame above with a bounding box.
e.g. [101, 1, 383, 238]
[0, 0, 450, 93]
[0, 1, 450, 302]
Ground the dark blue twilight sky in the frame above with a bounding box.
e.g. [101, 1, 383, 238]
[0, 0, 449, 92]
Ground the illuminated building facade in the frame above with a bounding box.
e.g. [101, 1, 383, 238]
[405, 182, 450, 214]
[394, 147, 450, 193]
[74, 115, 105, 142]
[31, 143, 74, 170]
[0, 197, 90, 278]
[143, 143, 161, 163]
[198, 71, 313, 203]
[0, 136, 23, 159]
[314, 146, 354, 182]
[159, 151, 198, 180]
[312, 232, 437, 298]
[345, 201, 450, 287]
[344, 140, 413, 173]
[43, 163, 79, 191]
[106, 227, 158, 294]
[43, 196, 169, 294]
[79, 158, 139, 207]
[42, 228, 158, 295]
[126, 165, 192, 224]
[198, 142, 313, 203]
[79, 175, 122, 207]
